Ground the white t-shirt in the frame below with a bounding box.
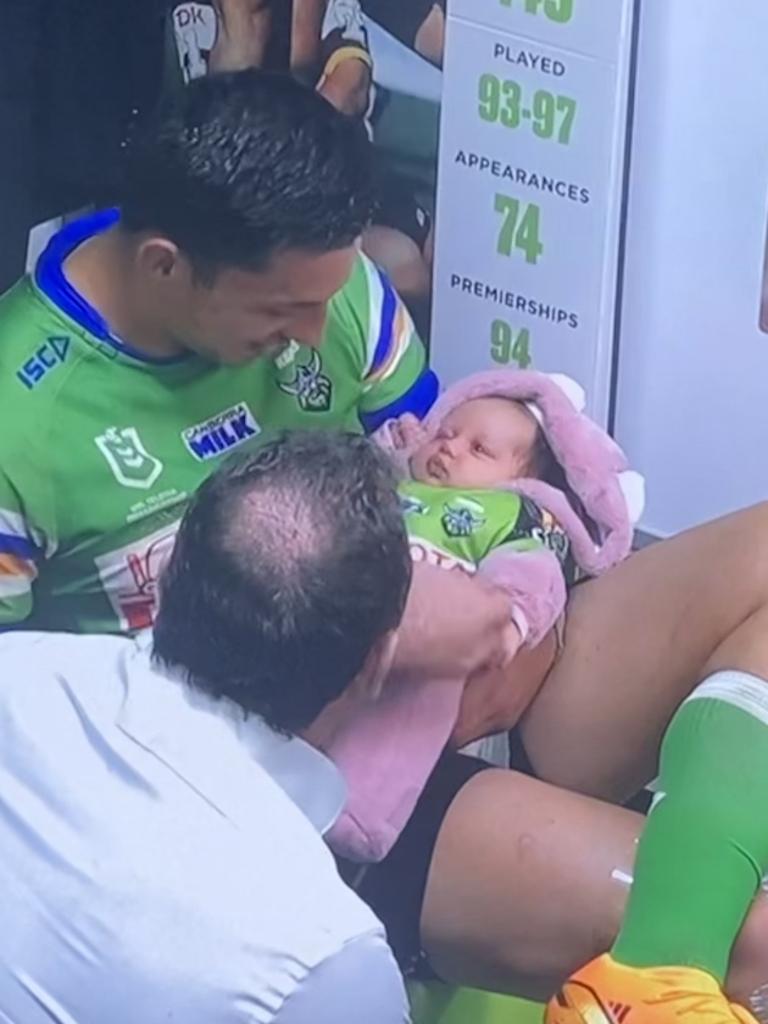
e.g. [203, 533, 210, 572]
[0, 630, 410, 1024]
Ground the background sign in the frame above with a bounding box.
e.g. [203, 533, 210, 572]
[430, 0, 636, 424]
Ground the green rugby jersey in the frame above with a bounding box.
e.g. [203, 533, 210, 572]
[0, 209, 435, 633]
[399, 480, 574, 576]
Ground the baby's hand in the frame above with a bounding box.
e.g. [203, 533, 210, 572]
[390, 413, 426, 451]
[371, 413, 427, 460]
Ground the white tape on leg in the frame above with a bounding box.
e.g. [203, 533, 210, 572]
[750, 983, 768, 1023]
[684, 672, 768, 728]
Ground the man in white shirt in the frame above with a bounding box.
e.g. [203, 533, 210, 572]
[0, 430, 412, 1024]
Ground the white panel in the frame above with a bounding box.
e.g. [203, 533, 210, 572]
[615, 0, 768, 535]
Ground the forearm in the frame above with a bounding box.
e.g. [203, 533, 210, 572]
[451, 632, 558, 749]
[391, 563, 453, 677]
[291, 0, 326, 82]
[209, 0, 271, 72]
[392, 563, 508, 680]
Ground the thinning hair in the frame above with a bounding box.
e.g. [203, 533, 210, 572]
[154, 430, 411, 732]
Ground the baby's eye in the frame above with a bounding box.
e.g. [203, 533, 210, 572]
[473, 442, 492, 457]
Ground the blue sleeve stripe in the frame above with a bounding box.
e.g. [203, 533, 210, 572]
[360, 368, 440, 434]
[0, 533, 40, 561]
[369, 269, 398, 376]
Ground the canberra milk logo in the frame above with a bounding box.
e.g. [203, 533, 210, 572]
[95, 427, 163, 490]
[182, 402, 260, 461]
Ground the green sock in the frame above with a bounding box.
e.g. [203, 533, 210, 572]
[612, 671, 768, 982]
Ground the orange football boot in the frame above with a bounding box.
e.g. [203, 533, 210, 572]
[545, 954, 758, 1024]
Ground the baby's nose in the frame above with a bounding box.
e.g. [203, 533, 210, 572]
[440, 434, 462, 457]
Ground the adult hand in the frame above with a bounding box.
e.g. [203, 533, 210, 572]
[450, 632, 557, 749]
[393, 563, 513, 681]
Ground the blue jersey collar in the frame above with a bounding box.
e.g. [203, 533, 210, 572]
[35, 208, 189, 366]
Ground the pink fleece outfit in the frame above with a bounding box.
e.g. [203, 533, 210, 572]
[322, 369, 644, 862]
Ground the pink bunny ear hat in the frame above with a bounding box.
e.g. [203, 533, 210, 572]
[412, 369, 645, 575]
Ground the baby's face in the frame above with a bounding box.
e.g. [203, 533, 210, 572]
[410, 397, 540, 489]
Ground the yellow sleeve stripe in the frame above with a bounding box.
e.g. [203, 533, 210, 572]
[322, 44, 373, 80]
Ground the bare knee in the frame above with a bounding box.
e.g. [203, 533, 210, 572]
[421, 771, 639, 1001]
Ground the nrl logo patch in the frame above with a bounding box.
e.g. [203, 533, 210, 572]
[95, 427, 163, 490]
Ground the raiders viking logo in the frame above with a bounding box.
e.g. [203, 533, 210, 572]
[441, 498, 486, 539]
[400, 494, 429, 517]
[278, 350, 333, 413]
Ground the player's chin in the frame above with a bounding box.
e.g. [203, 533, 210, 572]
[223, 344, 276, 366]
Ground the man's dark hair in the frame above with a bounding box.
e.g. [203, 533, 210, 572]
[119, 70, 376, 275]
[530, 428, 598, 542]
[153, 431, 411, 733]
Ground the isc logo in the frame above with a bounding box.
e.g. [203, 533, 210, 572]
[16, 336, 70, 390]
[182, 402, 260, 461]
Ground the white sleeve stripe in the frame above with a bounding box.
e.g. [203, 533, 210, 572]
[0, 576, 32, 598]
[0, 507, 37, 543]
[361, 253, 386, 378]
[0, 507, 54, 557]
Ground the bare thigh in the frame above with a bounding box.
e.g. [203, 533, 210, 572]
[420, 769, 768, 1004]
[521, 502, 768, 801]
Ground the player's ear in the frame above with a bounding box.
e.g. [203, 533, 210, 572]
[136, 237, 184, 282]
[348, 630, 399, 702]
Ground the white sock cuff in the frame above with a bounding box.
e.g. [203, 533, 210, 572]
[685, 670, 768, 728]
[749, 981, 768, 1024]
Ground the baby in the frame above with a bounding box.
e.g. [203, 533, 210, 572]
[322, 369, 644, 862]
[402, 393, 578, 660]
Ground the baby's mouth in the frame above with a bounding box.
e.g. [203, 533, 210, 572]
[427, 454, 447, 481]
